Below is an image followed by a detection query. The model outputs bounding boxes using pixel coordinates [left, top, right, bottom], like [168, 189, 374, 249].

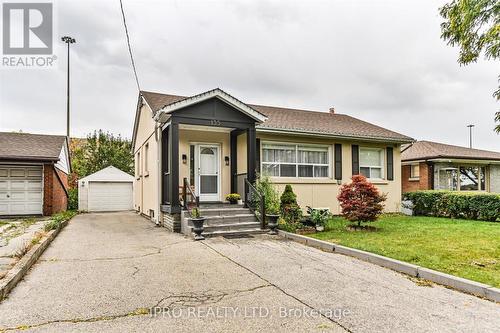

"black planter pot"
[191, 217, 205, 240]
[229, 201, 238, 205]
[266, 214, 279, 235]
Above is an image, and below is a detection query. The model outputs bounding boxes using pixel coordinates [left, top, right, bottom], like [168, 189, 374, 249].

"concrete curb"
[277, 230, 499, 303]
[0, 218, 71, 302]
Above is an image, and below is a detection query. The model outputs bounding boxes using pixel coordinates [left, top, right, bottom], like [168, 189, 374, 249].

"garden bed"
[311, 214, 500, 287]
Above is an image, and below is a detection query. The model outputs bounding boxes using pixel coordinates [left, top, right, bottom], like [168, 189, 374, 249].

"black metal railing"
[244, 178, 265, 229]
[182, 178, 199, 210]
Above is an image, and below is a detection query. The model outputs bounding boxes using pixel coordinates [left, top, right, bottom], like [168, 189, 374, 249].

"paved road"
[0, 212, 498, 332]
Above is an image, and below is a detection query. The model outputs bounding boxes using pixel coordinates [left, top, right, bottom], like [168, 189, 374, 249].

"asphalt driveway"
[0, 212, 498, 332]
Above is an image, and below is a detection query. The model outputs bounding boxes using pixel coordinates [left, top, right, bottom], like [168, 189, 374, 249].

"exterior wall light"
[182, 154, 187, 164]
[224, 156, 230, 166]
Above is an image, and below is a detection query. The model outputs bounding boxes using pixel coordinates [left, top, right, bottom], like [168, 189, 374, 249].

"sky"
[1, 0, 499, 151]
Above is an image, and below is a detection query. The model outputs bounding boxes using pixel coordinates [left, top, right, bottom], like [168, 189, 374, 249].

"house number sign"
[210, 119, 221, 126]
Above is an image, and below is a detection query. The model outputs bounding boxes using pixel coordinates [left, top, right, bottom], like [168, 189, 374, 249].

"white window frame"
[261, 141, 331, 179]
[136, 151, 141, 178]
[359, 147, 385, 180]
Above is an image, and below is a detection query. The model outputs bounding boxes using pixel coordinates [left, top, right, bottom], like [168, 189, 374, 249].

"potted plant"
[226, 193, 241, 205]
[266, 200, 280, 235]
[190, 207, 205, 240]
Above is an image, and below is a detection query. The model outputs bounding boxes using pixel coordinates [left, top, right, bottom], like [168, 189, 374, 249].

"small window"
[410, 164, 420, 178]
[144, 143, 149, 175]
[359, 148, 384, 179]
[136, 152, 141, 177]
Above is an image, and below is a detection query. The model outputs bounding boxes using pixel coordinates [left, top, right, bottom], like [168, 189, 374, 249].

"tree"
[439, 0, 500, 132]
[279, 184, 302, 223]
[71, 130, 134, 184]
[337, 175, 387, 227]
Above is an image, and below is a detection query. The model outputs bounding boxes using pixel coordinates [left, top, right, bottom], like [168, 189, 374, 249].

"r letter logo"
[2, 3, 53, 54]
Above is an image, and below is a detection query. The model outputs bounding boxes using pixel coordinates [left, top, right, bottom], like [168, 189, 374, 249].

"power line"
[119, 0, 141, 91]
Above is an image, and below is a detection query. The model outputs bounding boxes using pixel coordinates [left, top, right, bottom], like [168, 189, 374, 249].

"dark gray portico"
[157, 89, 267, 215]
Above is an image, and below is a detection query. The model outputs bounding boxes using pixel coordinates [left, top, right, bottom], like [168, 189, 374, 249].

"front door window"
[197, 145, 219, 201]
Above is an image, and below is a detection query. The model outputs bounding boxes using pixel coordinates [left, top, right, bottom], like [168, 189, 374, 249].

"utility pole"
[467, 124, 474, 148]
[61, 36, 76, 142]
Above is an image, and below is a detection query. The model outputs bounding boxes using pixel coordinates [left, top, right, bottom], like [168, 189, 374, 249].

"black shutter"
[334, 144, 342, 180]
[256, 138, 261, 175]
[352, 145, 359, 175]
[387, 147, 394, 180]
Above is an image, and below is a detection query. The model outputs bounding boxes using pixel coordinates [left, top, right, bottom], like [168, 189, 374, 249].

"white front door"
[197, 145, 220, 202]
[0, 165, 43, 215]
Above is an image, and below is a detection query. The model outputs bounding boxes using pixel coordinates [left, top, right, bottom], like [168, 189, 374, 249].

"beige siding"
[257, 132, 402, 213]
[133, 104, 159, 221]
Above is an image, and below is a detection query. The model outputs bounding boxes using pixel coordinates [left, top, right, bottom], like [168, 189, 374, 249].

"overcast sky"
[1, 0, 499, 150]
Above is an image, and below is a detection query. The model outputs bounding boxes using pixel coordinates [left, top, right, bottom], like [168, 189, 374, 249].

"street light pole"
[467, 124, 475, 148]
[61, 36, 76, 142]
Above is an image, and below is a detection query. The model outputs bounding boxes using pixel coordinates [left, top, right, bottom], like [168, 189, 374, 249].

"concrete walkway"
[0, 212, 498, 332]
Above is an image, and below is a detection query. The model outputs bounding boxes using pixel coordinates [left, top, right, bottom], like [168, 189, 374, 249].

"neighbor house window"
[410, 163, 420, 179]
[435, 165, 486, 191]
[459, 166, 486, 191]
[359, 148, 384, 179]
[261, 142, 330, 178]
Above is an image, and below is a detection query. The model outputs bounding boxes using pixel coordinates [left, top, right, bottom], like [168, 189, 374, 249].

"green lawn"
[311, 215, 500, 287]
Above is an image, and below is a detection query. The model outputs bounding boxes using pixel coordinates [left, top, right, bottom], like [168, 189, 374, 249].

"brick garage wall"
[402, 162, 433, 193]
[43, 164, 68, 216]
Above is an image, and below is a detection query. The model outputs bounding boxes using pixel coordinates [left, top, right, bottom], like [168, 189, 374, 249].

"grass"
[311, 214, 500, 287]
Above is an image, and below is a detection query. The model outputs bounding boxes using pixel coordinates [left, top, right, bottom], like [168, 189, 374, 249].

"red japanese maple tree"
[337, 175, 387, 227]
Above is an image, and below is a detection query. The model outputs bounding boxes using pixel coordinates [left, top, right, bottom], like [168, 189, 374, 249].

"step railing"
[182, 178, 199, 210]
[244, 178, 266, 229]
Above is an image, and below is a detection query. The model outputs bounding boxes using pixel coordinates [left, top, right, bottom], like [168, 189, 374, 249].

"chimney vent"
[329, 107, 335, 114]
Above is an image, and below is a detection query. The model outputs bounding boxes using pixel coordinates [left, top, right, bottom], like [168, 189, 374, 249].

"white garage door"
[0, 165, 43, 215]
[88, 182, 133, 212]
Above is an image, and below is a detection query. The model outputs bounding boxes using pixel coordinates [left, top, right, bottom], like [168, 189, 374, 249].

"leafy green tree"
[439, 0, 500, 132]
[71, 130, 134, 181]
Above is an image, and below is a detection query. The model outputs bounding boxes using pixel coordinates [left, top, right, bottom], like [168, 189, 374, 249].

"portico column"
[246, 127, 256, 184]
[169, 121, 180, 213]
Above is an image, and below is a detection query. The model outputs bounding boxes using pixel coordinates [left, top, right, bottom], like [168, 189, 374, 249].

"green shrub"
[277, 217, 303, 233]
[280, 184, 297, 205]
[255, 175, 280, 214]
[403, 191, 500, 222]
[280, 185, 302, 223]
[44, 210, 77, 231]
[68, 188, 78, 210]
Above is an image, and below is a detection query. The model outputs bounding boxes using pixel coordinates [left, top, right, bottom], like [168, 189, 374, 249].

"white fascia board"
[154, 88, 267, 123]
[256, 127, 411, 144]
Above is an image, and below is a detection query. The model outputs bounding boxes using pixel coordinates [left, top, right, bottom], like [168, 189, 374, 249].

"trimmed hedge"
[403, 191, 500, 222]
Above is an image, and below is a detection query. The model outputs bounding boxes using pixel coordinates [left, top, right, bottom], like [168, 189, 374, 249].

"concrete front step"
[202, 221, 261, 232]
[201, 208, 252, 217]
[187, 214, 258, 226]
[201, 228, 268, 238]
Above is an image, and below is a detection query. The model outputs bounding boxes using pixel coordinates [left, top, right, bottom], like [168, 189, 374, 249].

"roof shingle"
[401, 141, 500, 161]
[0, 132, 66, 161]
[140, 90, 413, 143]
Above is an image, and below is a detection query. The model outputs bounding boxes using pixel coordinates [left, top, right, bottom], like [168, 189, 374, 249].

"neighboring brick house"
[0, 132, 70, 216]
[401, 141, 500, 193]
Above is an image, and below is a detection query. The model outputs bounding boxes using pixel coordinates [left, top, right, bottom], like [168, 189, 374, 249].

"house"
[78, 166, 134, 212]
[132, 88, 413, 232]
[0, 132, 70, 216]
[401, 141, 500, 193]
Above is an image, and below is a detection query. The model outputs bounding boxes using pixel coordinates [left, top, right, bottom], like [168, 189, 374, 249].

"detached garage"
[78, 166, 134, 212]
